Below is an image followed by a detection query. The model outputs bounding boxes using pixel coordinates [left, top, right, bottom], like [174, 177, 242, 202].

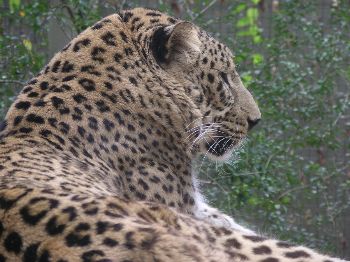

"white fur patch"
[194, 195, 255, 234]
[192, 168, 255, 235]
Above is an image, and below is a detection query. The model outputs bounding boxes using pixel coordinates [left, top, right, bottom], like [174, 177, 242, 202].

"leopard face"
[148, 18, 261, 160]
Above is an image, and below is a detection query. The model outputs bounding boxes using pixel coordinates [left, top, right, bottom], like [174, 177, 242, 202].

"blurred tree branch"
[0, 80, 24, 85]
[192, 0, 218, 21]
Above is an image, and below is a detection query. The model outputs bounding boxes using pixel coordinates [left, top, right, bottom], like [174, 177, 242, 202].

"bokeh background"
[1, 0, 349, 258]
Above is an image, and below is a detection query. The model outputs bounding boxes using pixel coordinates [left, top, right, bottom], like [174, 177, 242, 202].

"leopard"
[0, 7, 346, 262]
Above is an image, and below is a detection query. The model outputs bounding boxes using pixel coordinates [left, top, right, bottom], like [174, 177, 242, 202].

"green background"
[1, 0, 349, 258]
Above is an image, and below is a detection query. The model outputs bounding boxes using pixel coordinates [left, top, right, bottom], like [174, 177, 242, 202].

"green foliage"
[0, 0, 49, 115]
[198, 0, 350, 256]
[1, 0, 349, 257]
[9, 0, 20, 13]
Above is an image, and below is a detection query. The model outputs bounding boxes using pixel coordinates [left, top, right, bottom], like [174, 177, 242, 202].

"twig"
[192, 0, 218, 21]
[0, 80, 24, 85]
[200, 173, 230, 195]
[119, 0, 127, 10]
[184, 0, 195, 20]
[59, 1, 80, 34]
[276, 185, 308, 200]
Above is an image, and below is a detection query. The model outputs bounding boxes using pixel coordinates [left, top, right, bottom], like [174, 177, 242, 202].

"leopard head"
[149, 20, 261, 160]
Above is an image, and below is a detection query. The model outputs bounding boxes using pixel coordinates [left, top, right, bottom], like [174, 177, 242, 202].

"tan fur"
[0, 7, 346, 262]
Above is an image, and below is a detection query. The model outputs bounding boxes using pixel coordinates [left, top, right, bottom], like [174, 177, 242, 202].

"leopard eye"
[220, 72, 229, 85]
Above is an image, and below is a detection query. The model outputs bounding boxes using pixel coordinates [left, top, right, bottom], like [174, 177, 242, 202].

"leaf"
[253, 35, 262, 43]
[251, 0, 260, 4]
[247, 8, 258, 23]
[252, 53, 263, 65]
[281, 196, 291, 205]
[247, 197, 259, 206]
[9, 0, 20, 13]
[233, 3, 246, 14]
[241, 72, 253, 85]
[22, 39, 32, 52]
[236, 17, 249, 27]
[248, 25, 259, 36]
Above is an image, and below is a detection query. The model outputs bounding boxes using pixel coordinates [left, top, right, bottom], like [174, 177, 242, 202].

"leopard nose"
[247, 118, 260, 131]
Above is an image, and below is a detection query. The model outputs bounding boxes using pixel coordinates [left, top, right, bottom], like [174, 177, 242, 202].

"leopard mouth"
[188, 124, 246, 159]
[205, 133, 236, 157]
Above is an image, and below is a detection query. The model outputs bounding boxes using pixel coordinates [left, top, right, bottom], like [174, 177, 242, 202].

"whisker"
[185, 126, 200, 141]
[222, 136, 232, 148]
[189, 129, 217, 151]
[184, 116, 213, 130]
[187, 125, 214, 141]
[186, 122, 220, 143]
[198, 136, 226, 170]
[188, 123, 221, 152]
[185, 122, 221, 134]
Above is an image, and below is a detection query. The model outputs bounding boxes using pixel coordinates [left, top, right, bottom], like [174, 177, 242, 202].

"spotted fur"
[0, 7, 346, 262]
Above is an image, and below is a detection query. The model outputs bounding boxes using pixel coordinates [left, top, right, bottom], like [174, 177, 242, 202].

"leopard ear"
[151, 22, 201, 67]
